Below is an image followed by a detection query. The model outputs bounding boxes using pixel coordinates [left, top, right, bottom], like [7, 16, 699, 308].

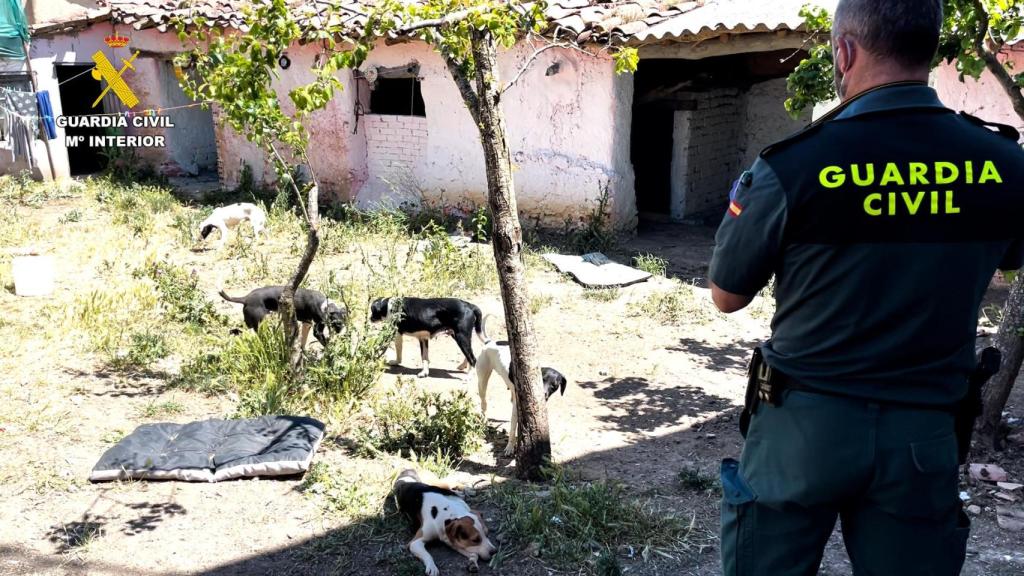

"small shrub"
[133, 260, 223, 327]
[583, 288, 619, 302]
[357, 382, 485, 461]
[569, 183, 615, 254]
[470, 205, 490, 242]
[489, 466, 694, 573]
[223, 305, 394, 420]
[678, 466, 719, 493]
[299, 312, 395, 417]
[58, 210, 82, 225]
[633, 254, 668, 277]
[108, 331, 170, 371]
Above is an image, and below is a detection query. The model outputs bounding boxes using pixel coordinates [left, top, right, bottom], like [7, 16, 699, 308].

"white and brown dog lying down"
[476, 315, 568, 456]
[198, 202, 268, 249]
[394, 469, 496, 575]
[369, 297, 484, 377]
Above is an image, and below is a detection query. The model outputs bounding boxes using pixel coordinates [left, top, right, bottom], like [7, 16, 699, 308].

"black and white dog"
[475, 315, 568, 456]
[199, 202, 268, 249]
[393, 469, 496, 575]
[369, 297, 483, 378]
[220, 286, 348, 348]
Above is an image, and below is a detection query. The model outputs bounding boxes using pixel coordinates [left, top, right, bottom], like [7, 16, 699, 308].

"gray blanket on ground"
[90, 415, 326, 483]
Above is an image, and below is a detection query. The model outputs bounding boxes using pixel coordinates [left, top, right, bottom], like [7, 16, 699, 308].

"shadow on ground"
[669, 337, 760, 373]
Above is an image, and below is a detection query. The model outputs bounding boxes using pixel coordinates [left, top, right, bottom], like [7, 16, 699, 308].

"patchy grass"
[630, 281, 724, 326]
[489, 467, 697, 574]
[296, 461, 406, 558]
[583, 288, 620, 302]
[529, 293, 554, 315]
[138, 400, 186, 419]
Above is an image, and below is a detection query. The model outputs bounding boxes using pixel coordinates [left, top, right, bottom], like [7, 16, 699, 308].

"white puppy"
[198, 202, 268, 249]
[475, 315, 568, 456]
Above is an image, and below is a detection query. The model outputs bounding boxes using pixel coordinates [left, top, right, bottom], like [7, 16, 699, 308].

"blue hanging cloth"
[36, 90, 56, 140]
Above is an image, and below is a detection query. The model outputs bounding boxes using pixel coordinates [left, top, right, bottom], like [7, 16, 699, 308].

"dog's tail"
[219, 289, 246, 304]
[480, 314, 498, 344]
[473, 305, 486, 343]
[393, 468, 421, 492]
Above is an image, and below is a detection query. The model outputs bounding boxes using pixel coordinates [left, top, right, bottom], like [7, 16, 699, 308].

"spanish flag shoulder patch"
[728, 200, 743, 217]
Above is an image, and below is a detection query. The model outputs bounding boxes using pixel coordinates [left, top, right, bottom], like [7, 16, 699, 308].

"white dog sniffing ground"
[198, 202, 268, 249]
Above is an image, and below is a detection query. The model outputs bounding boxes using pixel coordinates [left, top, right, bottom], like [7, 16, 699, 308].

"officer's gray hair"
[833, 0, 943, 69]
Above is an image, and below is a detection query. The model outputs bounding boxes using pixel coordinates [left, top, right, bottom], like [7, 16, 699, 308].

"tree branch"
[971, 0, 1024, 120]
[444, 56, 482, 121]
[396, 4, 493, 35]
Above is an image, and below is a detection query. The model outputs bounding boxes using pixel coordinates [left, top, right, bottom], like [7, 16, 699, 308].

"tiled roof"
[49, 1, 825, 44]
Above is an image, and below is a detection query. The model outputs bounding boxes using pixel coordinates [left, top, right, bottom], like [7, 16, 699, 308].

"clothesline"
[0, 100, 213, 122]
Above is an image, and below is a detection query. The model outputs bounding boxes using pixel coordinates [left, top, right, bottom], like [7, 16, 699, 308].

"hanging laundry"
[2, 88, 36, 165]
[36, 90, 55, 140]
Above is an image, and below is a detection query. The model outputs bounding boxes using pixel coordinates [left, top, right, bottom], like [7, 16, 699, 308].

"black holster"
[954, 347, 1001, 464]
[740, 347, 775, 438]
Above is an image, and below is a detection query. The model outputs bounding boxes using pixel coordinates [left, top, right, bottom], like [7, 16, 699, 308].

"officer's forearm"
[710, 282, 753, 313]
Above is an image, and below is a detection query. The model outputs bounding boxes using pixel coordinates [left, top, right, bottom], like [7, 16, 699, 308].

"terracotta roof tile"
[68, 0, 828, 45]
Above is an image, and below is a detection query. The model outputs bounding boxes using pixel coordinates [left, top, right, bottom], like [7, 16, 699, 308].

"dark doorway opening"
[630, 51, 806, 223]
[55, 64, 107, 175]
[631, 106, 675, 217]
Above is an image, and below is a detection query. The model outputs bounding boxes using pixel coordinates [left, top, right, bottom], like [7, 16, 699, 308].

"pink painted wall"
[350, 39, 636, 229]
[933, 47, 1024, 137]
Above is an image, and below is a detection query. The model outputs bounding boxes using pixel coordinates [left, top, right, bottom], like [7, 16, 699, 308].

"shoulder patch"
[959, 111, 1020, 141]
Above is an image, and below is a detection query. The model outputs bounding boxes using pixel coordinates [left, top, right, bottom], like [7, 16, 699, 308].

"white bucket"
[12, 255, 55, 297]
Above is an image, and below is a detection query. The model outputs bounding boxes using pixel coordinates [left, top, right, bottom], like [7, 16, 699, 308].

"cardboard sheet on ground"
[90, 415, 325, 482]
[542, 253, 652, 288]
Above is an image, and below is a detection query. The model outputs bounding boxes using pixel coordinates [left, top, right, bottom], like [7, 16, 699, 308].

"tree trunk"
[443, 31, 551, 480]
[276, 173, 320, 375]
[979, 273, 1024, 448]
[971, 4, 1024, 445]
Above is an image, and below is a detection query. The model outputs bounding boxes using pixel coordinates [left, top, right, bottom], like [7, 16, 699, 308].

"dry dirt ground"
[2, 191, 1023, 576]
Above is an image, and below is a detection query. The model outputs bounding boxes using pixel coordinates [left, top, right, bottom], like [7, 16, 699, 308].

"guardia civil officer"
[709, 0, 1024, 574]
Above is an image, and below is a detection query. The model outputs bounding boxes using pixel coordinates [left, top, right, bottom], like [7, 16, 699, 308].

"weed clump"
[133, 260, 224, 327]
[633, 254, 668, 277]
[357, 381, 485, 462]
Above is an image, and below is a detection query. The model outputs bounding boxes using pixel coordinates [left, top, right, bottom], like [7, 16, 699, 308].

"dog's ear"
[200, 224, 215, 239]
[559, 376, 567, 396]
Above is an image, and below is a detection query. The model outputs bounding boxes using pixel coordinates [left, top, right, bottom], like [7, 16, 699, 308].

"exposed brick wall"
[672, 88, 744, 218]
[363, 114, 427, 201]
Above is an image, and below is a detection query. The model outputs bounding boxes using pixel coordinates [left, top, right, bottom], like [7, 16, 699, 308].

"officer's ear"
[835, 36, 857, 75]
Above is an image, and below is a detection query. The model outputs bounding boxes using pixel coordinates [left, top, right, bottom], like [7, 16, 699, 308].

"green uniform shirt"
[709, 84, 1024, 406]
